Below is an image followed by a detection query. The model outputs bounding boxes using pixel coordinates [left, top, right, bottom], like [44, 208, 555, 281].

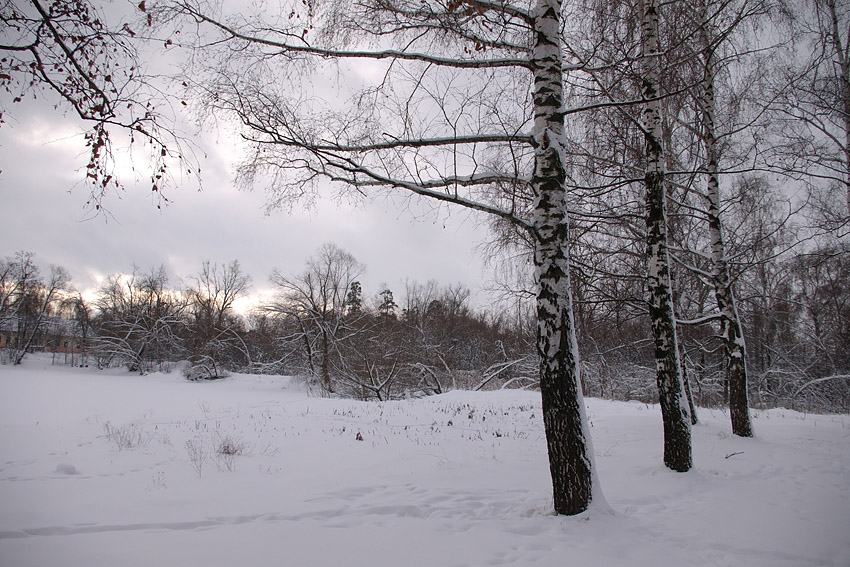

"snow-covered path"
[1, 359, 848, 566]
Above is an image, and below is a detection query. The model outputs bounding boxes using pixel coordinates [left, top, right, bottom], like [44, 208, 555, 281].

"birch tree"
[640, 0, 692, 471]
[169, 0, 601, 514]
[692, 0, 757, 437]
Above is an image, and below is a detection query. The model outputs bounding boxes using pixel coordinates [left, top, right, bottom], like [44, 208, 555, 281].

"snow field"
[0, 358, 848, 566]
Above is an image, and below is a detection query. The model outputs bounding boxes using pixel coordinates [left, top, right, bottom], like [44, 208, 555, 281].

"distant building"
[0, 316, 88, 356]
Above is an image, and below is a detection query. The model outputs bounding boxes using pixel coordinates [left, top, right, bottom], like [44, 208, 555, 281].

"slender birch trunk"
[681, 358, 699, 424]
[699, 3, 754, 437]
[640, 0, 692, 472]
[532, 0, 600, 514]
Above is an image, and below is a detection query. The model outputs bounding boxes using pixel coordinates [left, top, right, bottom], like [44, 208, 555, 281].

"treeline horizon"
[2, 237, 848, 413]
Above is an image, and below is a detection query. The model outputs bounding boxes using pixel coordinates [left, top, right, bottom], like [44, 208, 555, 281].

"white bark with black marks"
[640, 0, 692, 472]
[531, 0, 602, 515]
[698, 0, 754, 438]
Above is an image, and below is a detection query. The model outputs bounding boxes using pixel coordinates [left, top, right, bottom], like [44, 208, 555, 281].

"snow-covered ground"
[1, 356, 848, 567]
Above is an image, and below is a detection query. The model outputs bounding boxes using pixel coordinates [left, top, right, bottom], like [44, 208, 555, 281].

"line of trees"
[259, 243, 535, 399]
[3, 243, 847, 415]
[0, 253, 252, 375]
[0, 248, 535, 394]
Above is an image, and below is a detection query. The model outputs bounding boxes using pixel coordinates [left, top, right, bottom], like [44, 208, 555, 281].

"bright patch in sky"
[0, 104, 493, 308]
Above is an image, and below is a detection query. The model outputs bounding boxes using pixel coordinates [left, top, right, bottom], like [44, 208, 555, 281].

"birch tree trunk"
[681, 359, 698, 425]
[699, 2, 754, 437]
[532, 0, 599, 514]
[640, 0, 693, 472]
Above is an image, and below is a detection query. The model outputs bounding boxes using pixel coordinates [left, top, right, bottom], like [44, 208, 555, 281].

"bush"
[183, 356, 230, 381]
[103, 422, 150, 450]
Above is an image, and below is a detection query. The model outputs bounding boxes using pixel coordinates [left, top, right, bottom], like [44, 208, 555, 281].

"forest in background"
[2, 234, 847, 413]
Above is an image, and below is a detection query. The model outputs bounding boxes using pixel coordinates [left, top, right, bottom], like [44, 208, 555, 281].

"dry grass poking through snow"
[102, 422, 151, 451]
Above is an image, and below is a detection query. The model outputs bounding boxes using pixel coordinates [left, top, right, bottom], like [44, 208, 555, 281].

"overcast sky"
[0, 100, 496, 312]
